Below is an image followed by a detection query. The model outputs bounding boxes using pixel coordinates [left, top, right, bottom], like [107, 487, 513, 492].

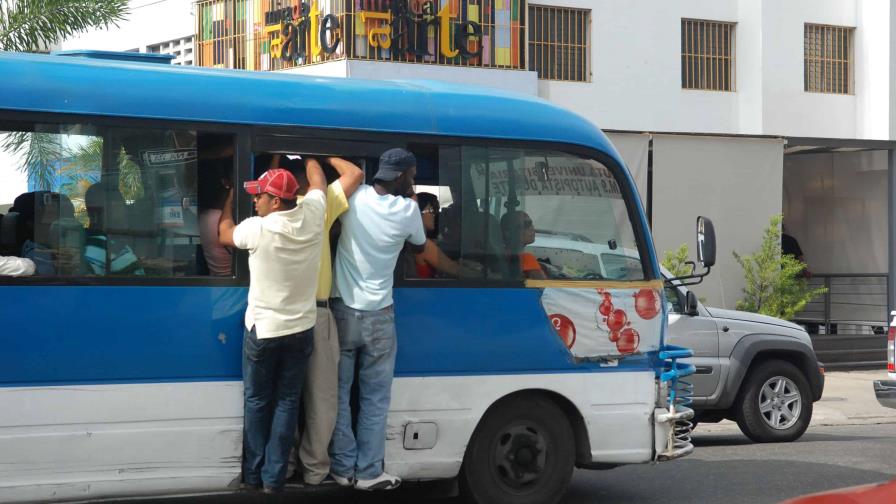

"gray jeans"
[328, 299, 397, 480]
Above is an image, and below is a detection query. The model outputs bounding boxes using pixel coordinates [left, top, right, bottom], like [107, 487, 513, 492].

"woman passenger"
[500, 210, 546, 280]
[414, 192, 461, 278]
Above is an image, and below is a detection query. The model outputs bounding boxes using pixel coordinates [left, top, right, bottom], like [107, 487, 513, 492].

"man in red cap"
[217, 164, 326, 493]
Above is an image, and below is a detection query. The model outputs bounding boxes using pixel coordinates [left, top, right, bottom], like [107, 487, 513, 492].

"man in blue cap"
[328, 148, 425, 491]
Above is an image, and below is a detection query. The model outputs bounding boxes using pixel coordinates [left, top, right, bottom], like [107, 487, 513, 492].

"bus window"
[454, 146, 644, 282]
[0, 121, 235, 278]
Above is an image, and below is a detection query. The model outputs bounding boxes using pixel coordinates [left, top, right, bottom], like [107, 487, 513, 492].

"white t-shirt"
[334, 185, 426, 311]
[0, 256, 35, 276]
[233, 189, 326, 339]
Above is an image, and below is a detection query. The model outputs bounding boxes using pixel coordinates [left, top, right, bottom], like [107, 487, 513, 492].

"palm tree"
[1, 0, 129, 192]
[0, 0, 128, 52]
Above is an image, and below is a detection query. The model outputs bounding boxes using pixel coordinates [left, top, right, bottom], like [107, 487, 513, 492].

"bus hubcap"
[494, 425, 547, 488]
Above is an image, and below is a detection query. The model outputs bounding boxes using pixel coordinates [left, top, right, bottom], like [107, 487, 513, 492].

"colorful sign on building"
[195, 0, 525, 72]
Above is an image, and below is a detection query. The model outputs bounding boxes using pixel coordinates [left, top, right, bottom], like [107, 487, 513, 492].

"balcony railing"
[793, 274, 888, 368]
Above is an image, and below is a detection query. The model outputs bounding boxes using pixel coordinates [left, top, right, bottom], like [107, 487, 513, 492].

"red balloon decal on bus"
[633, 288, 661, 320]
[617, 327, 640, 354]
[549, 313, 576, 349]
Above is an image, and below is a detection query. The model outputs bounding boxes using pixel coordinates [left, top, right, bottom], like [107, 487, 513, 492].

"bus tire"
[459, 396, 575, 504]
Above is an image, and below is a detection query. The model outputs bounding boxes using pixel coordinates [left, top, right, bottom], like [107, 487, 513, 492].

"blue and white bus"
[0, 51, 700, 504]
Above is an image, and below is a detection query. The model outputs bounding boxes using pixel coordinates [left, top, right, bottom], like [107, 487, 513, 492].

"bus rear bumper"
[653, 406, 695, 461]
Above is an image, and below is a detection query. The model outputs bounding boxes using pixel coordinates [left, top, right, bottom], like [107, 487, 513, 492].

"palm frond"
[0, 0, 129, 52]
[1, 130, 68, 190]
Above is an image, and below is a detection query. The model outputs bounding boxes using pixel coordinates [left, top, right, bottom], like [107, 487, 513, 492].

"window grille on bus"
[804, 23, 853, 95]
[680, 19, 735, 92]
[527, 4, 589, 82]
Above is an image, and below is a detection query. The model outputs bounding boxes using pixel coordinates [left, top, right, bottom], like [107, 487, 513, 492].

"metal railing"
[793, 274, 888, 368]
[793, 273, 888, 335]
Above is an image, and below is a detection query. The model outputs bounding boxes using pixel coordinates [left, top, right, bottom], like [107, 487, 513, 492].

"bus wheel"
[460, 396, 575, 504]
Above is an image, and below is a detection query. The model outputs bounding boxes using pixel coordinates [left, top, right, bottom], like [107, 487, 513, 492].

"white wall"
[535, 0, 741, 134]
[531, 0, 890, 140]
[60, 0, 195, 53]
[759, 0, 857, 138]
[651, 135, 784, 309]
[856, 1, 890, 139]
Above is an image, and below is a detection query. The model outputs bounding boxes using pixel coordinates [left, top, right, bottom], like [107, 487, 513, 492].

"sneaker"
[330, 473, 355, 487]
[354, 472, 401, 491]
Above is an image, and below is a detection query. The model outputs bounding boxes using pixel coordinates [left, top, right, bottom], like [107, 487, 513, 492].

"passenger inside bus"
[500, 210, 547, 280]
[11, 191, 81, 276]
[198, 157, 234, 277]
[413, 192, 461, 278]
[83, 183, 144, 276]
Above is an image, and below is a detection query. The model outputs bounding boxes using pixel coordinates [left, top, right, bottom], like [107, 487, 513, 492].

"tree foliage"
[0, 0, 128, 52]
[0, 0, 129, 209]
[733, 215, 827, 320]
[661, 243, 694, 277]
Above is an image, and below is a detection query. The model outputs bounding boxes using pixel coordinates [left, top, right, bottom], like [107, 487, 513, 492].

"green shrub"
[733, 215, 827, 320]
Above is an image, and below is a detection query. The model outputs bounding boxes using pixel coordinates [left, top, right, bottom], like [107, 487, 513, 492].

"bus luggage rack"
[656, 345, 696, 461]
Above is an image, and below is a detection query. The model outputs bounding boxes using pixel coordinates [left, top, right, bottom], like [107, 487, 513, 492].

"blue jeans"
[329, 300, 397, 480]
[242, 326, 313, 490]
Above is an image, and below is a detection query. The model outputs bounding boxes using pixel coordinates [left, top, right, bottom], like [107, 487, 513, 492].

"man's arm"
[305, 157, 326, 193]
[406, 210, 426, 254]
[218, 188, 236, 248]
[326, 156, 364, 199]
[0, 256, 35, 276]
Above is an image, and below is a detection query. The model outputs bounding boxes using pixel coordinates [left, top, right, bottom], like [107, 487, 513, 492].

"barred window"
[804, 24, 853, 94]
[681, 19, 735, 91]
[528, 5, 590, 82]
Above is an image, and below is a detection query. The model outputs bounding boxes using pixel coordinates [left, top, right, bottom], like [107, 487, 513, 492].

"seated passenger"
[413, 192, 460, 278]
[84, 183, 144, 276]
[500, 210, 546, 280]
[13, 191, 80, 275]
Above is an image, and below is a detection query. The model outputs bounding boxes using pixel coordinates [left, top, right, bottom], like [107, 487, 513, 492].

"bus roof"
[0, 51, 617, 155]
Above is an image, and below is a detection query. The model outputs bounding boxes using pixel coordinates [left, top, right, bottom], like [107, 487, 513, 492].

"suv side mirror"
[686, 291, 699, 316]
[697, 216, 716, 268]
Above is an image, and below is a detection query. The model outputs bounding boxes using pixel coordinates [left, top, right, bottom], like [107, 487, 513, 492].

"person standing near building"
[282, 155, 364, 485]
[217, 165, 326, 493]
[329, 148, 426, 491]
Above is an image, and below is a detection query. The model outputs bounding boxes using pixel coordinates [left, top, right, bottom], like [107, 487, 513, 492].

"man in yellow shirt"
[282, 155, 363, 485]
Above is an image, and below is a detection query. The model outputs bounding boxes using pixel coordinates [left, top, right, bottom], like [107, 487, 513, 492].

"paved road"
[104, 423, 896, 504]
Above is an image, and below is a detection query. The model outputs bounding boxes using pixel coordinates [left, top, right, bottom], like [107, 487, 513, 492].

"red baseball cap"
[243, 168, 298, 200]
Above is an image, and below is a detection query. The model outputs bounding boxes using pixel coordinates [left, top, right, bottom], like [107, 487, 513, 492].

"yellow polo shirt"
[316, 180, 349, 301]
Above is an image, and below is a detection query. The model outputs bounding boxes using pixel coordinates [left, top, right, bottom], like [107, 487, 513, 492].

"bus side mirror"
[696, 216, 716, 268]
[664, 215, 716, 288]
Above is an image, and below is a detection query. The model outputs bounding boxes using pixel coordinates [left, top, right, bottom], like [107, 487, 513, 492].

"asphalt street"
[100, 423, 896, 504]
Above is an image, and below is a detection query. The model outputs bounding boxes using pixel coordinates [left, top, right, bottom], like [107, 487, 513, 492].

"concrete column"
[889, 149, 896, 315]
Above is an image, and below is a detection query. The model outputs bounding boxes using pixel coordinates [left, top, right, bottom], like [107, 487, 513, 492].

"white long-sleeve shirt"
[0, 256, 36, 276]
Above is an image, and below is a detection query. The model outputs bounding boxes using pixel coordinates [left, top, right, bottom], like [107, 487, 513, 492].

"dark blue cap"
[374, 148, 416, 182]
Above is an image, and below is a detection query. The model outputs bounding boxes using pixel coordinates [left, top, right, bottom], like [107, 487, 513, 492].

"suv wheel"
[734, 359, 813, 443]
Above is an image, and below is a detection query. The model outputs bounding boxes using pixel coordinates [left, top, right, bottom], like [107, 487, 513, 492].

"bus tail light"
[888, 326, 895, 373]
